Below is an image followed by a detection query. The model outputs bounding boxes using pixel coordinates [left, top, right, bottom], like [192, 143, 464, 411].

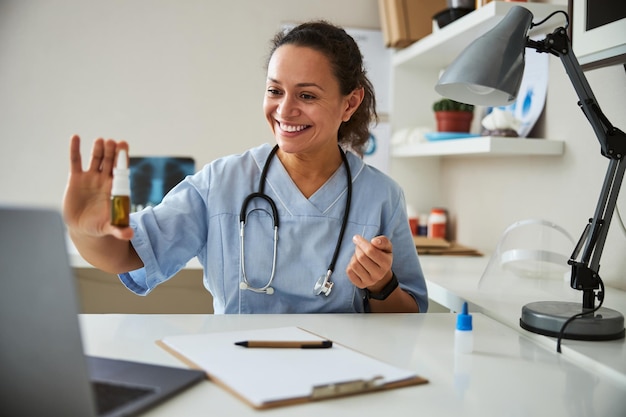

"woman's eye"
[300, 93, 316, 100]
[266, 88, 282, 96]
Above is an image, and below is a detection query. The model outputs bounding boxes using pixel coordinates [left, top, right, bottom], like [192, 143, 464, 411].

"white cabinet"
[389, 1, 567, 158]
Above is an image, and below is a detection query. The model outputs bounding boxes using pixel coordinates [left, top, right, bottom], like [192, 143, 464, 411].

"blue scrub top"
[119, 144, 428, 314]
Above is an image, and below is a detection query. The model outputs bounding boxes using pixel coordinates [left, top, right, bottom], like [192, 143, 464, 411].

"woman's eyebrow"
[267, 77, 325, 91]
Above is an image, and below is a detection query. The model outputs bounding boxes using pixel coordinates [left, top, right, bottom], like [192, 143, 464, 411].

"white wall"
[0, 0, 380, 207]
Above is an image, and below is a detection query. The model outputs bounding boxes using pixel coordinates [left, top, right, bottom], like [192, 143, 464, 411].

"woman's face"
[264, 45, 361, 156]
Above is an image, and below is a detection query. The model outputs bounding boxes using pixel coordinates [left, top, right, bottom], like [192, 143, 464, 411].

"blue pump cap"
[456, 302, 473, 331]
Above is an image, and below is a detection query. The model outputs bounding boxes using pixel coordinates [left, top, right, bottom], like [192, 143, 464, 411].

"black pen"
[234, 340, 333, 349]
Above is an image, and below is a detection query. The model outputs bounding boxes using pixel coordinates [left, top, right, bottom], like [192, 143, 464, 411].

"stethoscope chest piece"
[313, 271, 334, 296]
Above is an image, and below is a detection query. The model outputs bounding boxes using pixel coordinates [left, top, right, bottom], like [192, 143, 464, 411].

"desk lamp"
[435, 6, 625, 350]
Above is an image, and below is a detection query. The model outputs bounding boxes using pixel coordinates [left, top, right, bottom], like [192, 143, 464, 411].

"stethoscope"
[239, 144, 352, 296]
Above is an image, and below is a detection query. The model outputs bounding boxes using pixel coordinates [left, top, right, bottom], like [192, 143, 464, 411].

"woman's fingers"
[69, 135, 84, 174]
[101, 139, 118, 174]
[88, 138, 105, 172]
[347, 235, 393, 288]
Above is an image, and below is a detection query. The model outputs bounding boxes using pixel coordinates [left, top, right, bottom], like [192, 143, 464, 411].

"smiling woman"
[263, 44, 362, 195]
[265, 21, 377, 157]
[63, 20, 428, 315]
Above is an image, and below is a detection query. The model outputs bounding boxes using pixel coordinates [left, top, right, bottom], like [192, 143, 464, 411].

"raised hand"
[63, 134, 133, 241]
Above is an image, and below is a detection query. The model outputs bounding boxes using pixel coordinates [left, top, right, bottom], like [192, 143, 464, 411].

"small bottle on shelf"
[418, 215, 429, 236]
[427, 208, 447, 239]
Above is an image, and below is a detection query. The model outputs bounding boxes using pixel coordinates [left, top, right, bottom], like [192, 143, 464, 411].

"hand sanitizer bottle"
[455, 302, 473, 354]
[111, 149, 131, 227]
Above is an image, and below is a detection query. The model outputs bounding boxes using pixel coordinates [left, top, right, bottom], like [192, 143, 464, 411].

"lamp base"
[520, 301, 625, 341]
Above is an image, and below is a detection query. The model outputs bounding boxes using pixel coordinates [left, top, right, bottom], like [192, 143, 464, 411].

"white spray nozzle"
[111, 149, 130, 196]
[115, 149, 128, 171]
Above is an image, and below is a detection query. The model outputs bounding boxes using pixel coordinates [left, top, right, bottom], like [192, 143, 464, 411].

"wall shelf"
[393, 1, 566, 71]
[388, 1, 567, 210]
[391, 136, 565, 158]
[389, 2, 566, 160]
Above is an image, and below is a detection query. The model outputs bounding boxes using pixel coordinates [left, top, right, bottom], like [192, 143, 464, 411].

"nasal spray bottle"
[111, 149, 130, 227]
[454, 302, 473, 399]
[455, 302, 473, 354]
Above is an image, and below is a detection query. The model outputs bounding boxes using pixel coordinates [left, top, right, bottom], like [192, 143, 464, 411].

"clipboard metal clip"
[311, 375, 384, 400]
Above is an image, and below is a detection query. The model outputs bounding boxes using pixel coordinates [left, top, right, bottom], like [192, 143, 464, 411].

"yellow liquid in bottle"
[111, 195, 130, 227]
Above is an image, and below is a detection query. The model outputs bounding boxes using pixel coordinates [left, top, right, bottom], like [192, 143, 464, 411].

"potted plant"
[432, 98, 475, 133]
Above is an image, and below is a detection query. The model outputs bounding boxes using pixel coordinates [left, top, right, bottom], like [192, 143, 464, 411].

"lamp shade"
[435, 6, 534, 107]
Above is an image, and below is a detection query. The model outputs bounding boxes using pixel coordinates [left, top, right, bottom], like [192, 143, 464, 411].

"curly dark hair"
[267, 21, 378, 156]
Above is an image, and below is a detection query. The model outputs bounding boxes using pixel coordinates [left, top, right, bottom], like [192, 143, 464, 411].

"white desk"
[70, 242, 626, 381]
[79, 313, 626, 417]
[419, 255, 626, 384]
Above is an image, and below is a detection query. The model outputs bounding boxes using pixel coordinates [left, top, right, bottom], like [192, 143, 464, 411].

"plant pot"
[435, 111, 473, 133]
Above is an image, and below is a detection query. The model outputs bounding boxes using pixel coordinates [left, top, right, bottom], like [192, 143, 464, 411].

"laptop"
[0, 206, 205, 416]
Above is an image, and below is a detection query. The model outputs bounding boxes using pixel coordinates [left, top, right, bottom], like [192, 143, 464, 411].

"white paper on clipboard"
[158, 326, 426, 409]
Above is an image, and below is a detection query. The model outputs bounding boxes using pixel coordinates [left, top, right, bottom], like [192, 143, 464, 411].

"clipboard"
[157, 326, 428, 409]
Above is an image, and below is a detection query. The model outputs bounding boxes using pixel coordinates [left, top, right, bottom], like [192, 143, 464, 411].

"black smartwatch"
[364, 273, 399, 301]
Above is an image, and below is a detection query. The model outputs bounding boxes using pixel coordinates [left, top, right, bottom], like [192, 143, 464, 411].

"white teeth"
[280, 123, 307, 132]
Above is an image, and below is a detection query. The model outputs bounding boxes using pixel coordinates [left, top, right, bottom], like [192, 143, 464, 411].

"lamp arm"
[527, 27, 626, 309]
[528, 28, 626, 158]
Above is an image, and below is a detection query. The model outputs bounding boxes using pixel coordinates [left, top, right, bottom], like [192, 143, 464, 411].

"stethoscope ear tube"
[239, 281, 275, 295]
[239, 216, 279, 295]
[239, 192, 279, 228]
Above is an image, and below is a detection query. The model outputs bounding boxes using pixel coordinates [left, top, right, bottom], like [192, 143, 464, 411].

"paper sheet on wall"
[364, 121, 391, 174]
[158, 326, 427, 409]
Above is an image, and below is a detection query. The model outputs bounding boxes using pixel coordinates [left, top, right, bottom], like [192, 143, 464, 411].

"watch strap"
[365, 272, 399, 301]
